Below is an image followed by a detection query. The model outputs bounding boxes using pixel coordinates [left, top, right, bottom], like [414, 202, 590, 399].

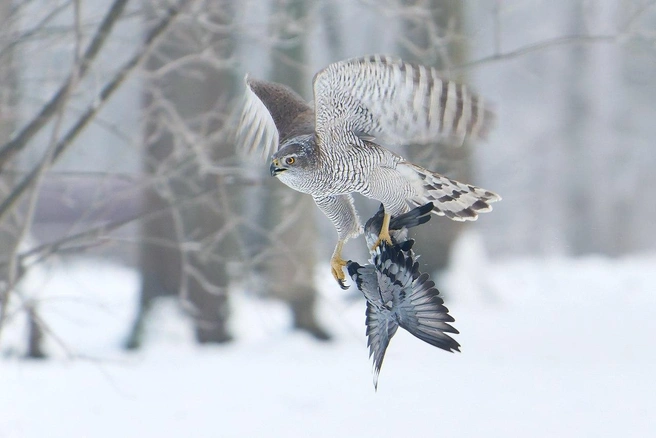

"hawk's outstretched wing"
[313, 55, 494, 149]
[237, 76, 314, 159]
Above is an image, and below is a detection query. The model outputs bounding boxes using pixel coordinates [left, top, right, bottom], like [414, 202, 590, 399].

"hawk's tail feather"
[401, 162, 501, 222]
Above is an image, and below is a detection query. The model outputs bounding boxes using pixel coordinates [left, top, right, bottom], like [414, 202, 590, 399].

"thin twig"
[0, 0, 87, 342]
[0, 2, 185, 344]
[455, 0, 656, 72]
[1, 184, 218, 274]
[0, 0, 130, 168]
[0, 1, 72, 62]
[451, 34, 617, 72]
[0, 4, 183, 224]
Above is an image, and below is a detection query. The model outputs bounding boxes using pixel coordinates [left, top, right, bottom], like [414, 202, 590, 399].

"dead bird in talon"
[347, 204, 460, 390]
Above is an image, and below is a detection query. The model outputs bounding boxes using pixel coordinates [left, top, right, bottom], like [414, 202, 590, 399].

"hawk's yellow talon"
[371, 212, 393, 250]
[330, 240, 349, 289]
[330, 254, 348, 290]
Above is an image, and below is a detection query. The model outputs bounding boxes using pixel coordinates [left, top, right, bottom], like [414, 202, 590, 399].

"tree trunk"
[127, 0, 237, 348]
[254, 0, 330, 340]
[0, 0, 18, 303]
[0, 0, 46, 358]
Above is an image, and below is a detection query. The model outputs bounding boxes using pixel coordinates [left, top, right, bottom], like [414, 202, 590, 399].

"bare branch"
[0, 0, 130, 168]
[451, 34, 617, 72]
[0, 1, 72, 62]
[0, 3, 183, 224]
[0, 0, 90, 343]
[0, 2, 186, 345]
[453, 1, 656, 73]
[0, 183, 218, 276]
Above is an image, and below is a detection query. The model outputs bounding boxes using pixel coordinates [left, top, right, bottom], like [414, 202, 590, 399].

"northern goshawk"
[348, 203, 460, 389]
[238, 55, 500, 288]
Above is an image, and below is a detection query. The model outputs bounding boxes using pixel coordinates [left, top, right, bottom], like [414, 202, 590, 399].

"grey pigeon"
[348, 204, 460, 389]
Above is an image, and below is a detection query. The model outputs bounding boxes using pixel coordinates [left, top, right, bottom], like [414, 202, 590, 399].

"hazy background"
[1, 0, 655, 437]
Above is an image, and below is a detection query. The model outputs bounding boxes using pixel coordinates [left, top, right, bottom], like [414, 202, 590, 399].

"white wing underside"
[237, 75, 280, 160]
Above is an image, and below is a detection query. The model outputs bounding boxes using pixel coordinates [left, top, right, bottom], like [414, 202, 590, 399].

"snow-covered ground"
[1, 234, 655, 438]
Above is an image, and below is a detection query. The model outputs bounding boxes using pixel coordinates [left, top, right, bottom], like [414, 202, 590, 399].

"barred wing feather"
[313, 55, 494, 149]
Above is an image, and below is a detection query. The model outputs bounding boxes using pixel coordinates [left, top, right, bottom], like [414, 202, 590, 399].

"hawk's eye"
[286, 157, 295, 165]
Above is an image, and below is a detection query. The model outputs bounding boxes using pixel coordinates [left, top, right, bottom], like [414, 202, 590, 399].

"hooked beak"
[270, 159, 285, 177]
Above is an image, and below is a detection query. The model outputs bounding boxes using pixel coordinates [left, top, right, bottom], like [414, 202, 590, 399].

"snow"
[1, 235, 655, 438]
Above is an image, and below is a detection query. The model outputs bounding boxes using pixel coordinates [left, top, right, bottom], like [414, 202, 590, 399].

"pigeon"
[347, 203, 460, 389]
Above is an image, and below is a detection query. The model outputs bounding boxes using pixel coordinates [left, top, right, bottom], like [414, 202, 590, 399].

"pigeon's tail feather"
[388, 202, 433, 231]
[363, 202, 433, 248]
[365, 302, 399, 391]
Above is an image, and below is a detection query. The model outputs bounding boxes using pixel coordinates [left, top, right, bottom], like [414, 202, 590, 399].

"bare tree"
[128, 0, 330, 347]
[127, 0, 239, 348]
[0, 0, 183, 354]
[0, 0, 37, 356]
[250, 0, 330, 340]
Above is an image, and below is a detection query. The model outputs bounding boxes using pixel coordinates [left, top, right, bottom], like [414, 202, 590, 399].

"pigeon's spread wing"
[313, 55, 494, 149]
[237, 76, 314, 159]
[396, 271, 460, 353]
[376, 243, 460, 353]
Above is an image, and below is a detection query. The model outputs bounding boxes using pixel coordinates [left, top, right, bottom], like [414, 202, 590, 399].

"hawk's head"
[269, 134, 320, 191]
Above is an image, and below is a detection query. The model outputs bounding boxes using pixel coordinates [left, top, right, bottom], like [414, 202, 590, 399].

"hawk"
[238, 55, 500, 288]
[348, 203, 460, 389]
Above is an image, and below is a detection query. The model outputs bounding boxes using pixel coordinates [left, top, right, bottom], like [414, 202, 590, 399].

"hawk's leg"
[313, 194, 362, 290]
[330, 239, 349, 290]
[371, 212, 393, 250]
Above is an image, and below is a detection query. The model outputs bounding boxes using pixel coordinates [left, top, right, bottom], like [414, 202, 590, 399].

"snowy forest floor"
[1, 233, 655, 438]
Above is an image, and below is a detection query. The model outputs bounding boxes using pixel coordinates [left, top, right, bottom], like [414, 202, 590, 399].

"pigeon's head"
[270, 134, 319, 190]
